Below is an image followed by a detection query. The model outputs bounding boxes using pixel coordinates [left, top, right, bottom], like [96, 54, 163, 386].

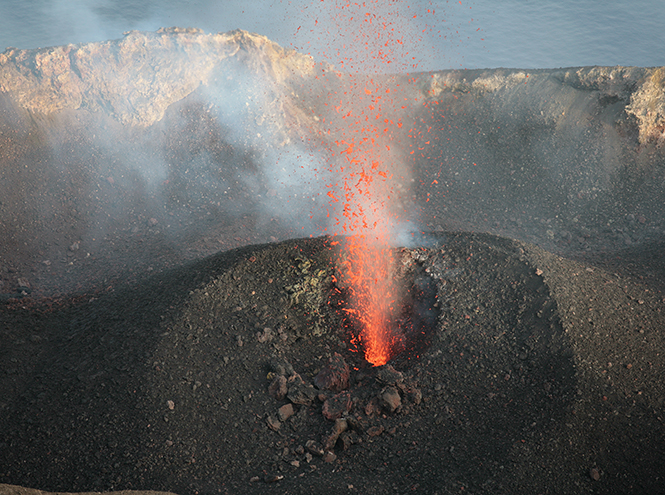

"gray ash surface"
[2, 232, 665, 494]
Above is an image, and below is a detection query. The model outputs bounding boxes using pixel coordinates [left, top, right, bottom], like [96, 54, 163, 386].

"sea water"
[1, 0, 663, 71]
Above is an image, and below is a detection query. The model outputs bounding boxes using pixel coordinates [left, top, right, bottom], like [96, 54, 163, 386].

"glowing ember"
[342, 237, 397, 366]
[328, 118, 400, 365]
[320, 70, 407, 366]
[314, 1, 421, 366]
[291, 1, 442, 365]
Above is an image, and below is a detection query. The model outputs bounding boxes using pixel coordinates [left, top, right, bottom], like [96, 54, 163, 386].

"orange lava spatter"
[312, 1, 423, 366]
[329, 103, 401, 365]
[341, 237, 398, 366]
[289, 2, 470, 364]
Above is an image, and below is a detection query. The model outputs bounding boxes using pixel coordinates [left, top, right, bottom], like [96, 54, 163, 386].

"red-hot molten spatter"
[341, 236, 397, 366]
[318, 2, 419, 366]
[325, 81, 405, 366]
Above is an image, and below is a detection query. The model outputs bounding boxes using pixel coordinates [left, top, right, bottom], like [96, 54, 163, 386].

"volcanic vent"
[332, 245, 441, 369]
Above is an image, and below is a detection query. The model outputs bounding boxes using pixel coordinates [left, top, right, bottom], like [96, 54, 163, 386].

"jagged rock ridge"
[0, 28, 321, 126]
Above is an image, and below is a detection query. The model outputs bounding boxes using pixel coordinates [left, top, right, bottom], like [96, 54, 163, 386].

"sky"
[1, 0, 664, 71]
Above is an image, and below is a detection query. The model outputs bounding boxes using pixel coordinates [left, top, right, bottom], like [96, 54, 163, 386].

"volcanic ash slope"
[1, 233, 664, 494]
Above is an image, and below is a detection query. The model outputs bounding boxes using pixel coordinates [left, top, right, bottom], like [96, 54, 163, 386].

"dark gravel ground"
[1, 231, 664, 495]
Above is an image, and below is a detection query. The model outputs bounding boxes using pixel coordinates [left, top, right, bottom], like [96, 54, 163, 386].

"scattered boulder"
[266, 415, 281, 431]
[346, 416, 366, 434]
[380, 386, 402, 413]
[323, 418, 348, 450]
[314, 352, 350, 392]
[322, 391, 352, 421]
[367, 425, 384, 437]
[397, 381, 423, 405]
[287, 373, 305, 386]
[268, 375, 287, 400]
[269, 357, 295, 377]
[263, 352, 422, 470]
[277, 403, 295, 422]
[287, 375, 318, 406]
[376, 364, 404, 386]
[305, 439, 324, 456]
[256, 327, 273, 343]
[332, 417, 348, 435]
[364, 396, 381, 417]
[339, 431, 357, 450]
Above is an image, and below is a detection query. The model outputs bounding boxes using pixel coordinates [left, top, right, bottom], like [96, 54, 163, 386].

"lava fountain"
[334, 141, 399, 366]
[314, 1, 429, 365]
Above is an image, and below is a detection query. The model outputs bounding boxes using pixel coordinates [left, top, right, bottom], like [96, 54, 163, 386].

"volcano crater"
[4, 232, 650, 495]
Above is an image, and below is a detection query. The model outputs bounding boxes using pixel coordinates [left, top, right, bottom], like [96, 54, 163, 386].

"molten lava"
[342, 236, 397, 366]
[311, 1, 431, 365]
[327, 84, 404, 365]
[327, 4, 403, 365]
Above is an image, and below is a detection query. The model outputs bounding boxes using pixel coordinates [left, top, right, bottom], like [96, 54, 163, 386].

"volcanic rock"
[268, 375, 287, 400]
[287, 378, 318, 406]
[256, 327, 273, 343]
[269, 357, 295, 377]
[376, 364, 404, 386]
[287, 373, 305, 386]
[0, 29, 320, 128]
[408, 387, 422, 405]
[323, 418, 348, 450]
[380, 386, 402, 414]
[364, 397, 381, 417]
[305, 440, 324, 457]
[313, 352, 350, 392]
[332, 417, 348, 436]
[397, 382, 423, 405]
[322, 391, 352, 421]
[339, 431, 356, 450]
[322, 433, 337, 452]
[345, 416, 366, 434]
[367, 425, 385, 437]
[277, 403, 294, 422]
[266, 415, 281, 431]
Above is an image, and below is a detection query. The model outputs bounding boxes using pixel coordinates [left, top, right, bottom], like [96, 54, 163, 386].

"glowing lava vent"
[316, 1, 431, 366]
[334, 248, 440, 367]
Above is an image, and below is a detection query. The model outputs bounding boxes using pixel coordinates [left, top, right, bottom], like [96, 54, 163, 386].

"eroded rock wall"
[0, 28, 664, 296]
[0, 28, 319, 126]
